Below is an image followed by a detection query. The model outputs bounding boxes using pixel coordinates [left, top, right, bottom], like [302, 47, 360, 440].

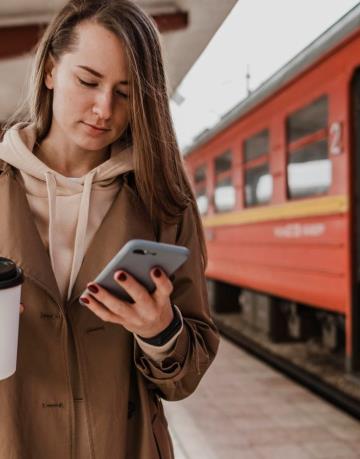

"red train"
[184, 5, 360, 374]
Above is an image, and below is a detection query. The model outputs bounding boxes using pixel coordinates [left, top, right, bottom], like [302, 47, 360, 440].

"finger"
[19, 303, 24, 314]
[114, 271, 152, 306]
[85, 283, 132, 319]
[80, 294, 122, 324]
[150, 267, 173, 303]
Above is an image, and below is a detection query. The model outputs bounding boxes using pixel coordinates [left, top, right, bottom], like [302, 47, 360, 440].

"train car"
[184, 4, 360, 376]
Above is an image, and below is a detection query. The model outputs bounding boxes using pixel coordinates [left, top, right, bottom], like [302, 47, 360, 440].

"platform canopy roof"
[0, 0, 238, 121]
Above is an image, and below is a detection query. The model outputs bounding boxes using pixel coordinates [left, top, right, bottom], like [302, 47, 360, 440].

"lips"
[82, 122, 110, 131]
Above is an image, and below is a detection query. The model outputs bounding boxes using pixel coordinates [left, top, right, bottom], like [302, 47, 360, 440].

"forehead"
[64, 21, 129, 78]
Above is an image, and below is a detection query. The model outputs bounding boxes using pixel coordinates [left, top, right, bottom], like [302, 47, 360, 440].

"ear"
[44, 55, 56, 90]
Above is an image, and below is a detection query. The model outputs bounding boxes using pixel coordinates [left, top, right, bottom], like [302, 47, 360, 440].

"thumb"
[19, 303, 25, 314]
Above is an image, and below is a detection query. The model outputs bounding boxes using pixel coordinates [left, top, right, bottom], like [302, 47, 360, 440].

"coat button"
[40, 313, 61, 320]
[86, 325, 105, 333]
[42, 402, 64, 408]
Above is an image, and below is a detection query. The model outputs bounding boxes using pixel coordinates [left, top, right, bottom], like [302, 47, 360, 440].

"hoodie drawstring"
[68, 171, 96, 301]
[45, 172, 57, 275]
[45, 170, 96, 301]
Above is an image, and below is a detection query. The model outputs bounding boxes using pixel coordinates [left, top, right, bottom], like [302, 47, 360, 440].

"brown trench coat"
[0, 160, 220, 459]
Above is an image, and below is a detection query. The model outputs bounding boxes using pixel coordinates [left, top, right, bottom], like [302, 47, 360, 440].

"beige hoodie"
[0, 124, 182, 361]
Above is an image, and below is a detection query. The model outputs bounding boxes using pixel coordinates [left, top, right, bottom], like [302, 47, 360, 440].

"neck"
[34, 127, 111, 178]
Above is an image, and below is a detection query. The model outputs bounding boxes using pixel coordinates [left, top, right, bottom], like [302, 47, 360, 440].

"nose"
[92, 91, 113, 121]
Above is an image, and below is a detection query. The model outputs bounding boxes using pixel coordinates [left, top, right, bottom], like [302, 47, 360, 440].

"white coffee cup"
[0, 257, 24, 380]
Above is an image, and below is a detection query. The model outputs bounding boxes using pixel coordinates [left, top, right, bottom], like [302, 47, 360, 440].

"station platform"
[163, 337, 360, 459]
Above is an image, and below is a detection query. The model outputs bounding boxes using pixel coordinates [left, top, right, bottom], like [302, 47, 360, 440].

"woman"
[0, 0, 219, 458]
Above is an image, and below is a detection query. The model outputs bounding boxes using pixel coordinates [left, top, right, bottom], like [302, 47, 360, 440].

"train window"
[215, 176, 236, 212]
[194, 165, 206, 183]
[214, 151, 235, 212]
[287, 96, 330, 199]
[196, 189, 209, 215]
[287, 96, 328, 143]
[243, 129, 272, 207]
[244, 129, 269, 162]
[287, 139, 332, 198]
[245, 164, 273, 206]
[194, 165, 208, 215]
[215, 150, 232, 174]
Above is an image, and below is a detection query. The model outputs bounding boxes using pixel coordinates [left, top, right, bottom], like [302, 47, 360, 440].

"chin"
[77, 135, 112, 152]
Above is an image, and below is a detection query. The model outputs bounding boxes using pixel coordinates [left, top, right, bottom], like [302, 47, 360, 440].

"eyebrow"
[76, 65, 129, 85]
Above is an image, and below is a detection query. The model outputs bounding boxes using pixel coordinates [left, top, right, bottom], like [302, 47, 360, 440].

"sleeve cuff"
[134, 305, 184, 364]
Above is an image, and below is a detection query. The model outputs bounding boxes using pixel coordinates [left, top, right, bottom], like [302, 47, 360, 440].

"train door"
[350, 69, 360, 374]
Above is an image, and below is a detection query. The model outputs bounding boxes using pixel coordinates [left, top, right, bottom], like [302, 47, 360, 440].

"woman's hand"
[80, 267, 175, 338]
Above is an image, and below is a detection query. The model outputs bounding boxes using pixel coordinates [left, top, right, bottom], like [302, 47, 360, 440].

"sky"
[170, 0, 360, 152]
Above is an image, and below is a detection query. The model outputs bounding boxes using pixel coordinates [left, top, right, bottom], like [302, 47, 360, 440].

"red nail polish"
[88, 284, 99, 294]
[80, 297, 89, 304]
[154, 268, 161, 278]
[117, 272, 127, 282]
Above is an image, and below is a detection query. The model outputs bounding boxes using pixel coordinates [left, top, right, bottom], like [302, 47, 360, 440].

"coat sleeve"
[133, 203, 220, 401]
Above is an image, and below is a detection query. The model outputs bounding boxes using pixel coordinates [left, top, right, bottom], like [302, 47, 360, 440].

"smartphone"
[82, 239, 190, 303]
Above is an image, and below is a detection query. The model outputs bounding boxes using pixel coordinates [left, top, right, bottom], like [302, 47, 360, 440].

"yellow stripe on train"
[202, 195, 348, 227]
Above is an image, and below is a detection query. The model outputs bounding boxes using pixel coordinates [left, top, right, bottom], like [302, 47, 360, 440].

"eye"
[78, 77, 97, 87]
[116, 90, 129, 99]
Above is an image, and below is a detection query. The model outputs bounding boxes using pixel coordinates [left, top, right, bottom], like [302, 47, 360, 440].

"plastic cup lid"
[0, 257, 24, 290]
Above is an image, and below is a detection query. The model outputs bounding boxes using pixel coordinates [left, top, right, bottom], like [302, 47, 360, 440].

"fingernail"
[117, 272, 127, 282]
[80, 297, 89, 304]
[154, 268, 161, 278]
[87, 284, 99, 294]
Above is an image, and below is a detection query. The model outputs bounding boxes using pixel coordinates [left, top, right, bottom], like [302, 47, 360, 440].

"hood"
[0, 123, 133, 189]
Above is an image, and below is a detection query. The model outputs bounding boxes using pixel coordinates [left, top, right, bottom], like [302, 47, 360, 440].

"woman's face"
[45, 21, 130, 152]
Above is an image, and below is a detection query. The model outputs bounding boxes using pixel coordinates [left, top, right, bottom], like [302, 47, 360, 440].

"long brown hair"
[4, 0, 207, 266]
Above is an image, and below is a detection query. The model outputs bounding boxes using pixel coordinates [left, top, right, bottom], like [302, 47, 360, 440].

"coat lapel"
[0, 166, 62, 307]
